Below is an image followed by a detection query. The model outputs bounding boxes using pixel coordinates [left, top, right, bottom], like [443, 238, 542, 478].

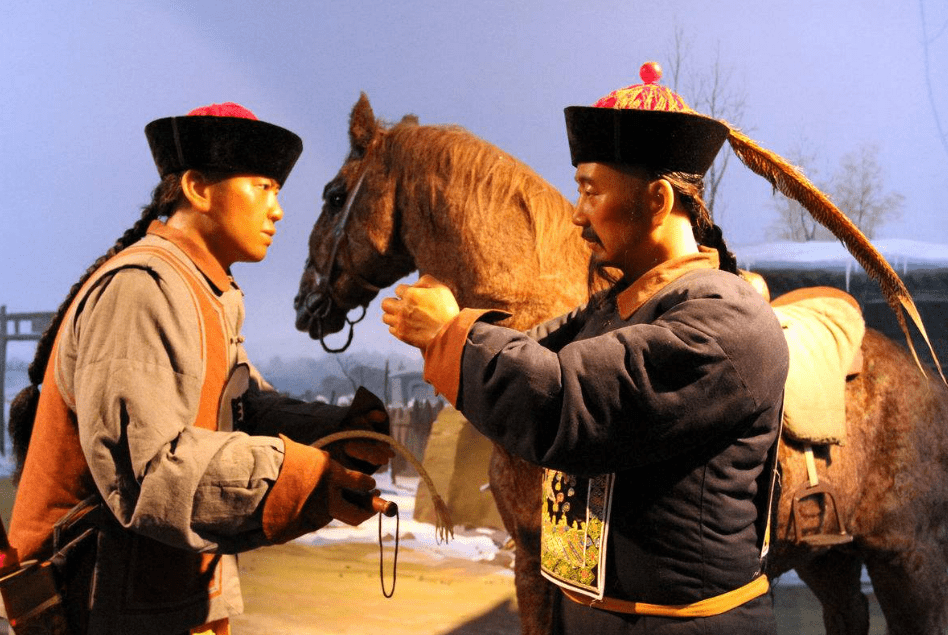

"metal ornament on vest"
[144, 102, 303, 186]
[564, 61, 729, 174]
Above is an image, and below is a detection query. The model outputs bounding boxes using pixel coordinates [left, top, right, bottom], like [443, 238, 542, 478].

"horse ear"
[400, 114, 419, 126]
[349, 92, 377, 158]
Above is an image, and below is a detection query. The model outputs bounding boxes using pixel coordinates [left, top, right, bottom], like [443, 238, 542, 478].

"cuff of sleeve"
[262, 434, 331, 543]
[423, 308, 510, 407]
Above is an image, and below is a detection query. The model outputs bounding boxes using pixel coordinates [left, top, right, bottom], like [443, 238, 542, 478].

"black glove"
[330, 387, 393, 475]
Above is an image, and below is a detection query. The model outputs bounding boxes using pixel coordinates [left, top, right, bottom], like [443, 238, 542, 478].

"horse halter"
[302, 165, 385, 353]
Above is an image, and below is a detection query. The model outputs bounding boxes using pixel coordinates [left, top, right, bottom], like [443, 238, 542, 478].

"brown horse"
[294, 94, 948, 635]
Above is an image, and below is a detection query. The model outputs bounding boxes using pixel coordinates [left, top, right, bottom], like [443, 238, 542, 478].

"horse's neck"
[393, 135, 589, 328]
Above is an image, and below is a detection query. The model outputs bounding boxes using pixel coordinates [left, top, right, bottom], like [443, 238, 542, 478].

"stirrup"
[790, 446, 853, 547]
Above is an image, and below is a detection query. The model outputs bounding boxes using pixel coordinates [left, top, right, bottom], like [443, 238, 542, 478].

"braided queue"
[8, 175, 182, 480]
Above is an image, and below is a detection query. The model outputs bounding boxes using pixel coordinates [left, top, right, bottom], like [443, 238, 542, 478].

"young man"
[7, 103, 392, 634]
[381, 65, 789, 633]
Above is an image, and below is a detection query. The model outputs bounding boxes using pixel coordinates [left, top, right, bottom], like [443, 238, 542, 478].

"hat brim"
[564, 106, 729, 175]
[145, 115, 303, 186]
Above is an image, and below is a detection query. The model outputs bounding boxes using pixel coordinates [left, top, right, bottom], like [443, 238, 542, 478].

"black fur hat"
[144, 102, 303, 186]
[564, 63, 728, 174]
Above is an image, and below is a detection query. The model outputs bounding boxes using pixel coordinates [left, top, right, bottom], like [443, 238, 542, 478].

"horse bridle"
[305, 164, 386, 353]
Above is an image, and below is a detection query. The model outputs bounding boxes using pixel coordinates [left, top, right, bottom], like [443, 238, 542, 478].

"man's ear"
[180, 169, 212, 213]
[648, 178, 675, 227]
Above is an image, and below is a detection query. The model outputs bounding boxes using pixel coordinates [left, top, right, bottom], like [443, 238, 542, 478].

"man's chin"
[589, 252, 613, 268]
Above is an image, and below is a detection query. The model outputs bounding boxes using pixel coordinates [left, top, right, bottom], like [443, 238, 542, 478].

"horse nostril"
[305, 293, 323, 311]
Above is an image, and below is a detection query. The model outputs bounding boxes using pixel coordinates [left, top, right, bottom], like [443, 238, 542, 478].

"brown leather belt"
[562, 575, 769, 618]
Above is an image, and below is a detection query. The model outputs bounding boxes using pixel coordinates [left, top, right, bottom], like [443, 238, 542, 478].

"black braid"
[7, 174, 184, 480]
[702, 223, 738, 274]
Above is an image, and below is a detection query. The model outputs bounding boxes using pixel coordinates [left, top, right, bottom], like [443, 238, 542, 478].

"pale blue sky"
[2, 0, 946, 364]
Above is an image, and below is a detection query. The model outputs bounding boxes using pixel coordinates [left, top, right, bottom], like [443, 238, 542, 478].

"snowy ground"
[290, 471, 858, 590]
[0, 445, 507, 568]
[295, 472, 514, 573]
[296, 470, 879, 591]
[0, 453, 13, 480]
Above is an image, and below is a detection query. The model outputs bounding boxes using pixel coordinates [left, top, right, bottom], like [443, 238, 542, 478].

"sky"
[2, 0, 946, 367]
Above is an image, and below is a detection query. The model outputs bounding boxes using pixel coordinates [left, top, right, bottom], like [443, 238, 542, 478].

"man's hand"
[380, 274, 460, 352]
[343, 438, 394, 468]
[335, 401, 394, 473]
[321, 459, 382, 526]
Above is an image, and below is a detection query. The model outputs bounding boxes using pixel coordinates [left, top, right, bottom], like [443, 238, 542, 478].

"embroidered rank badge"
[540, 468, 615, 599]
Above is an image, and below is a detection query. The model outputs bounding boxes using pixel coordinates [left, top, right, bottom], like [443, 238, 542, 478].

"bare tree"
[666, 26, 689, 95]
[831, 143, 904, 239]
[333, 355, 359, 394]
[665, 27, 748, 223]
[768, 142, 902, 241]
[331, 355, 387, 400]
[919, 0, 948, 162]
[767, 144, 833, 242]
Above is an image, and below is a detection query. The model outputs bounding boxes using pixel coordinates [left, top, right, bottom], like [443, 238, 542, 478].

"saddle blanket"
[771, 287, 865, 446]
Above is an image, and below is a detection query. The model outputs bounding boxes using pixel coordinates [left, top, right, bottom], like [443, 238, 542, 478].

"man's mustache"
[581, 228, 600, 244]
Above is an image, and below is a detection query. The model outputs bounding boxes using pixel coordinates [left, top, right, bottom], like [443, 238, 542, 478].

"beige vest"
[10, 242, 231, 609]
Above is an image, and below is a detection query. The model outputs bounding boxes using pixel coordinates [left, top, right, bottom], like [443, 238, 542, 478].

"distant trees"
[832, 144, 905, 239]
[919, 0, 948, 163]
[665, 26, 748, 221]
[768, 142, 903, 241]
[664, 25, 912, 244]
[329, 355, 388, 403]
[263, 353, 418, 405]
[768, 143, 832, 242]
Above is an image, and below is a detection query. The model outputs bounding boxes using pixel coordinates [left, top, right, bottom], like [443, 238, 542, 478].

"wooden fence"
[387, 399, 444, 479]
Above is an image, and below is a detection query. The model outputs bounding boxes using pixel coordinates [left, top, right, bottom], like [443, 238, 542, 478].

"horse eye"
[322, 182, 347, 212]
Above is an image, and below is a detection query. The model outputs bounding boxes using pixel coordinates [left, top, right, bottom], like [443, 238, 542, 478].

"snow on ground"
[734, 239, 948, 271]
[0, 453, 14, 481]
[293, 471, 873, 590]
[289, 472, 873, 591]
[294, 472, 513, 572]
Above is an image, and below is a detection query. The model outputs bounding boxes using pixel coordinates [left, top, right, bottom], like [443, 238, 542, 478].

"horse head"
[294, 94, 414, 352]
[296, 93, 593, 351]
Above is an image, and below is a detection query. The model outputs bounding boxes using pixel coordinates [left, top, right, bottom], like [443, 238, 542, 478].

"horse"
[293, 93, 948, 635]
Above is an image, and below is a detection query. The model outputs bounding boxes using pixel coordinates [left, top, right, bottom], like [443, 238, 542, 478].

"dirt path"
[234, 542, 520, 635]
[0, 478, 888, 635]
[234, 542, 890, 635]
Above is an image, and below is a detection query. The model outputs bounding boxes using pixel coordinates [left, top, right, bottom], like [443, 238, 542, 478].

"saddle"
[771, 286, 865, 547]
[772, 286, 865, 446]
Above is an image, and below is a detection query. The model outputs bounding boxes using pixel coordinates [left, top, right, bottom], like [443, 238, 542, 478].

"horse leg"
[489, 447, 554, 635]
[793, 549, 869, 635]
[863, 540, 948, 635]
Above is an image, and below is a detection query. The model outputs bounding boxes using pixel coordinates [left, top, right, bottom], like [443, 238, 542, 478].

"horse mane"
[385, 120, 581, 274]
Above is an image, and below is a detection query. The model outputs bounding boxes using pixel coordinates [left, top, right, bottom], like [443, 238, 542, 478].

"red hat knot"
[186, 102, 258, 120]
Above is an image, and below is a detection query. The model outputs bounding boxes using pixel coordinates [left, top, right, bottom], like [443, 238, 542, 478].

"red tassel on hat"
[186, 102, 258, 120]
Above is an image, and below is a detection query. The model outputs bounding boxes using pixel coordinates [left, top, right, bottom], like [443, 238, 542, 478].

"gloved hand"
[330, 387, 395, 475]
[319, 457, 383, 527]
